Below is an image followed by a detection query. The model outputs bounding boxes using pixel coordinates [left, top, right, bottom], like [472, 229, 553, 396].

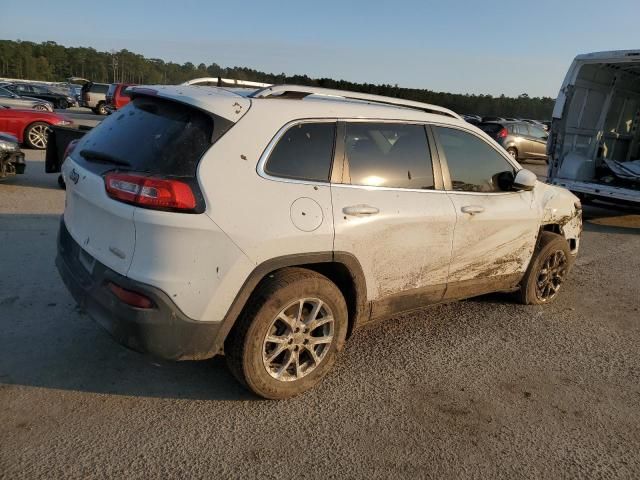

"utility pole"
[110, 49, 118, 83]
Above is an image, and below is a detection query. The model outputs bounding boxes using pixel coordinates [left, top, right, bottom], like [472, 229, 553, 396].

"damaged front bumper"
[0, 150, 26, 179]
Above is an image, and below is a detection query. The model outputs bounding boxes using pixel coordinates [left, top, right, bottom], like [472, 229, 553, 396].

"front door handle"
[342, 204, 380, 217]
[461, 205, 485, 215]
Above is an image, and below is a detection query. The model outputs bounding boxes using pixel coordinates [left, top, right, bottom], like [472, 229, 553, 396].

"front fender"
[536, 182, 582, 252]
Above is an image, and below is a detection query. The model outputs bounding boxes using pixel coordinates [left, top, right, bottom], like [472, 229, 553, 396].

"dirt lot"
[1, 153, 639, 479]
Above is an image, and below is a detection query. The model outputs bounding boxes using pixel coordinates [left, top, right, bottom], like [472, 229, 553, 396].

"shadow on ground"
[0, 213, 255, 402]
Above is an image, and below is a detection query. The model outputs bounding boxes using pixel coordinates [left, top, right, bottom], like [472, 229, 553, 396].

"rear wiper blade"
[79, 149, 130, 166]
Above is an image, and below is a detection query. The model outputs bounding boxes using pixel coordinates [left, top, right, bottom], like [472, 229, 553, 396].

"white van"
[547, 50, 640, 204]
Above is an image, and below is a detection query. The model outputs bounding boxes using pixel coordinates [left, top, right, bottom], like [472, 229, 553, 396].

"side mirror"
[513, 169, 537, 191]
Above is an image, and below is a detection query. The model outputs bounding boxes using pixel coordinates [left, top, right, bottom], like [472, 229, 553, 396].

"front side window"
[264, 122, 336, 182]
[343, 123, 434, 189]
[433, 126, 516, 193]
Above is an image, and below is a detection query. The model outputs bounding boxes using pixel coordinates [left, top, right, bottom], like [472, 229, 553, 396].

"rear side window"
[343, 123, 434, 189]
[92, 84, 109, 94]
[265, 122, 336, 182]
[529, 125, 547, 139]
[75, 96, 214, 176]
[516, 123, 530, 135]
[433, 126, 515, 193]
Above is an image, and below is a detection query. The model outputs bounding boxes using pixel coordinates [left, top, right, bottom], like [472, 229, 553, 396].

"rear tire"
[96, 102, 107, 115]
[518, 232, 572, 305]
[24, 122, 50, 150]
[225, 268, 348, 399]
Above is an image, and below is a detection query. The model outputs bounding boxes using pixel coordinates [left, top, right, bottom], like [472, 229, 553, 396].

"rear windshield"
[478, 123, 503, 135]
[74, 96, 214, 176]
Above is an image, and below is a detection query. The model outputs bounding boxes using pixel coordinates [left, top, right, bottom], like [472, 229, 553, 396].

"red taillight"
[64, 139, 78, 159]
[104, 172, 197, 211]
[497, 128, 508, 139]
[107, 282, 154, 309]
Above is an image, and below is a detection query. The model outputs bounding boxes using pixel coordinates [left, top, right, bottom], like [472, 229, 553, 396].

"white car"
[56, 84, 582, 399]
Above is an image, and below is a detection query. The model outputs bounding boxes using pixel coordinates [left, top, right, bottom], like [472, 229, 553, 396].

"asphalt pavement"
[1, 154, 639, 479]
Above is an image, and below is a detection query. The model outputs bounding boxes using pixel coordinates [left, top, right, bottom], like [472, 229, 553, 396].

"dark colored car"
[461, 114, 482, 125]
[5, 83, 75, 109]
[478, 121, 548, 163]
[105, 83, 135, 112]
[0, 106, 73, 149]
[0, 132, 26, 179]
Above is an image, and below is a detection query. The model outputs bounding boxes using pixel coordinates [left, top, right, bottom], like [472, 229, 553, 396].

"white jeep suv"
[56, 84, 582, 399]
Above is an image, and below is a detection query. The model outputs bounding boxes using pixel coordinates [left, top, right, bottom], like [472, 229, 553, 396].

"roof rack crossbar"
[250, 85, 460, 119]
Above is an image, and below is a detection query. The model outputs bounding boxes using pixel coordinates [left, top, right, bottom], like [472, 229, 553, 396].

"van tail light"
[107, 282, 154, 309]
[104, 172, 197, 211]
[497, 128, 508, 139]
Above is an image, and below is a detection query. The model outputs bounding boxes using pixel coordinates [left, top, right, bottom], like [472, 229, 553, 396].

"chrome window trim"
[330, 183, 448, 194]
[256, 118, 338, 187]
[257, 117, 523, 195]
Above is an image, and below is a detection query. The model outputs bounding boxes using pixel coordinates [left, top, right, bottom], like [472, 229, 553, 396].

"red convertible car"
[0, 106, 72, 149]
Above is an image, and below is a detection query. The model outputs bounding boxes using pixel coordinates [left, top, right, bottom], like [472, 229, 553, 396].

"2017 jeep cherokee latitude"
[56, 84, 582, 399]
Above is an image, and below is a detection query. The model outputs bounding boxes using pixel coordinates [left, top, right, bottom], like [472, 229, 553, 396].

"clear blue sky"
[2, 0, 639, 97]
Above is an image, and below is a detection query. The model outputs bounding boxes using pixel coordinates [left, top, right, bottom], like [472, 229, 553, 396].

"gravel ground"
[1, 154, 639, 479]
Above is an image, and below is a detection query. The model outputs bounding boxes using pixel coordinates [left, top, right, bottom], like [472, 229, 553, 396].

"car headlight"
[0, 140, 18, 151]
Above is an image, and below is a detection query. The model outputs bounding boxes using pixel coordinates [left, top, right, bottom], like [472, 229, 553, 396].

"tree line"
[0, 40, 555, 119]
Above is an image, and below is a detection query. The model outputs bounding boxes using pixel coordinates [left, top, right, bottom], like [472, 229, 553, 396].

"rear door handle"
[461, 205, 485, 215]
[342, 205, 380, 216]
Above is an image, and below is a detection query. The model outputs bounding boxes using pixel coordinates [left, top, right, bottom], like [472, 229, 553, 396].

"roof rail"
[181, 77, 272, 88]
[250, 84, 460, 119]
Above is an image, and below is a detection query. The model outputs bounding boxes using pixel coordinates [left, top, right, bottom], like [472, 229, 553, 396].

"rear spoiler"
[45, 125, 93, 173]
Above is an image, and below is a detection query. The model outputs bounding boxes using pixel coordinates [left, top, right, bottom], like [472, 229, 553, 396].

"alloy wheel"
[28, 124, 49, 149]
[535, 250, 568, 302]
[262, 298, 334, 382]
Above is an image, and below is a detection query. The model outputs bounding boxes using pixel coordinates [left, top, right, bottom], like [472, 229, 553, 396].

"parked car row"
[0, 82, 76, 109]
[462, 114, 550, 131]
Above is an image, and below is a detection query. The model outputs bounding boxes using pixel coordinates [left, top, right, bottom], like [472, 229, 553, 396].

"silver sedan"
[0, 86, 53, 111]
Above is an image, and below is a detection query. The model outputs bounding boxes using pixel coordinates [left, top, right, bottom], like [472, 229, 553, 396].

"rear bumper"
[56, 218, 222, 360]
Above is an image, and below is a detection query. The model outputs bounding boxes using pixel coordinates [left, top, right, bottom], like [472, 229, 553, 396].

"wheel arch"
[213, 252, 368, 355]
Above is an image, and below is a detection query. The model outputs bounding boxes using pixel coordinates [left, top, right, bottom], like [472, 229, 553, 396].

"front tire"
[518, 232, 572, 305]
[225, 268, 348, 399]
[24, 122, 50, 150]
